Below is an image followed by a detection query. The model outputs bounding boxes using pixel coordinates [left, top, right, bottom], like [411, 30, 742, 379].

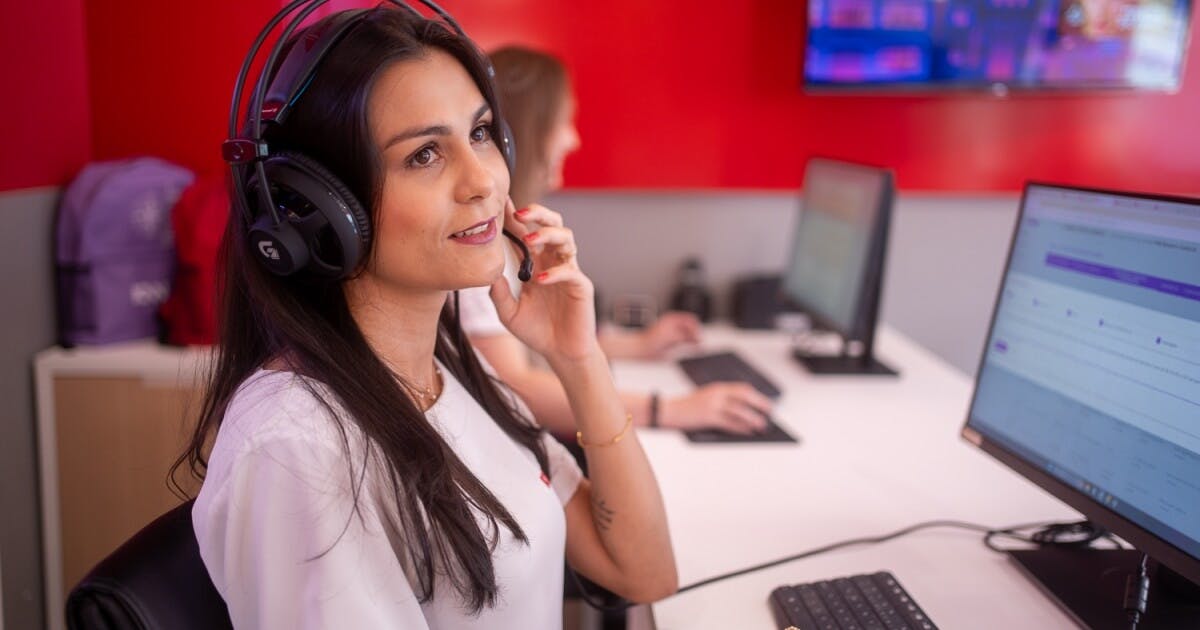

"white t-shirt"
[192, 362, 583, 629]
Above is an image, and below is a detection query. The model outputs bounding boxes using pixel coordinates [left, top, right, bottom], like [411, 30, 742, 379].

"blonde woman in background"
[458, 47, 774, 439]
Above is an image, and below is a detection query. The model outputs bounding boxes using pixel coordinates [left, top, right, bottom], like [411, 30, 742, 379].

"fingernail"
[536, 272, 549, 281]
[523, 232, 539, 242]
[515, 207, 530, 216]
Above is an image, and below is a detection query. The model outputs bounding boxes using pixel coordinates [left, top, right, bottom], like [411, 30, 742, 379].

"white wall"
[547, 190, 1021, 375]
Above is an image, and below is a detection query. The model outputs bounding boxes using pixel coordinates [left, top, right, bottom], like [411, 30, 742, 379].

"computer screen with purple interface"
[804, 0, 1192, 90]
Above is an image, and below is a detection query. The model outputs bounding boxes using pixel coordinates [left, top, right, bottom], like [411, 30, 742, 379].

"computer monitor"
[782, 157, 897, 375]
[804, 0, 1193, 92]
[963, 183, 1200, 628]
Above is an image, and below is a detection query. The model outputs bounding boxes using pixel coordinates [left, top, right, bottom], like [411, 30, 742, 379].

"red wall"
[10, 0, 1199, 193]
[0, 0, 91, 192]
[82, 0, 282, 180]
[453, 0, 1200, 193]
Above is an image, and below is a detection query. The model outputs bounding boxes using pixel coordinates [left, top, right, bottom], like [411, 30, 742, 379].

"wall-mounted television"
[804, 0, 1193, 91]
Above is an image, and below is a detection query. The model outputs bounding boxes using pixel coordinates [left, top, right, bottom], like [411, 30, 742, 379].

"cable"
[675, 518, 1118, 596]
[676, 519, 1005, 595]
[1125, 553, 1151, 630]
[568, 518, 1042, 611]
[984, 519, 1125, 553]
[569, 517, 1127, 613]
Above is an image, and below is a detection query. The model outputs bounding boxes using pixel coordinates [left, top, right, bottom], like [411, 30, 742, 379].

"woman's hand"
[661, 383, 773, 434]
[633, 311, 701, 359]
[489, 198, 598, 364]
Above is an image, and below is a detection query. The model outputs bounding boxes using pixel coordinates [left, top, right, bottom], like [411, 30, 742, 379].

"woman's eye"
[409, 146, 436, 167]
[471, 123, 493, 144]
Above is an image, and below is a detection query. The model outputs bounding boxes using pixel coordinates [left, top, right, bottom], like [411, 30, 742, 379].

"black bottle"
[670, 257, 713, 322]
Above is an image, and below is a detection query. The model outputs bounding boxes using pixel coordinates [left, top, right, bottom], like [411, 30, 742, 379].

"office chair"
[65, 499, 233, 630]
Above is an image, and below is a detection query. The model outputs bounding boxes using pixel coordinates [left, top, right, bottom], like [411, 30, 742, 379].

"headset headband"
[222, 0, 471, 227]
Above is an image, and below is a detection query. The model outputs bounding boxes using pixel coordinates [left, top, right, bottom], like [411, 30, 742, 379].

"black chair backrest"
[65, 499, 234, 630]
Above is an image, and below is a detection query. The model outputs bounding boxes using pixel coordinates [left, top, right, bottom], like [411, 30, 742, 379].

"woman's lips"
[449, 217, 497, 244]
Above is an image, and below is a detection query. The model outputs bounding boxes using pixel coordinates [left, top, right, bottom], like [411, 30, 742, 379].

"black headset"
[222, 0, 533, 281]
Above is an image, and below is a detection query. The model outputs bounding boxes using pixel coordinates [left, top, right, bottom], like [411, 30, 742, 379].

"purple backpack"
[56, 158, 194, 346]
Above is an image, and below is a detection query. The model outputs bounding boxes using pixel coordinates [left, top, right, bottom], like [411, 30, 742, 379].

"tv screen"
[804, 0, 1193, 91]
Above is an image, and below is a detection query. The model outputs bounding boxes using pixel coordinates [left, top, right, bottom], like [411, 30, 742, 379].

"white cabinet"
[34, 342, 209, 630]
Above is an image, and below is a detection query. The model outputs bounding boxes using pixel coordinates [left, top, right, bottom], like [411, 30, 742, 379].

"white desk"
[613, 325, 1083, 629]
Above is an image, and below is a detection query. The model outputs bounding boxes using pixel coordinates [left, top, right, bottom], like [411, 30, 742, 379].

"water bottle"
[669, 257, 713, 322]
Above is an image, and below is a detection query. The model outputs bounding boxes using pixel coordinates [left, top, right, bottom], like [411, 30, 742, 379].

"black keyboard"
[676, 352, 796, 443]
[677, 352, 782, 398]
[770, 571, 938, 630]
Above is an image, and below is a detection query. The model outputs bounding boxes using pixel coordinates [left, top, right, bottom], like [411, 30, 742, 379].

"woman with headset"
[180, 6, 675, 627]
[458, 47, 774, 437]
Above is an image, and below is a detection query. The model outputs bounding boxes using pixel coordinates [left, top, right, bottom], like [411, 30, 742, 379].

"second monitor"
[783, 158, 897, 375]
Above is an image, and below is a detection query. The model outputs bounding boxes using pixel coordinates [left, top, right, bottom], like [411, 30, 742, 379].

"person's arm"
[470, 326, 768, 434]
[598, 311, 702, 360]
[490, 201, 677, 602]
[554, 352, 678, 602]
[471, 330, 770, 435]
[469, 331, 576, 434]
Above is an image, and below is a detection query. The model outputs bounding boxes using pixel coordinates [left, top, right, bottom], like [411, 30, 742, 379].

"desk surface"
[613, 325, 1082, 629]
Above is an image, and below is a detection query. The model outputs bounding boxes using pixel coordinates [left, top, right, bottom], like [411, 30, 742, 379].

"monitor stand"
[1008, 547, 1200, 629]
[792, 350, 898, 376]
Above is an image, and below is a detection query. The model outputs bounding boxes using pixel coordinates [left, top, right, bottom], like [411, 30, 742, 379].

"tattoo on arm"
[592, 493, 616, 532]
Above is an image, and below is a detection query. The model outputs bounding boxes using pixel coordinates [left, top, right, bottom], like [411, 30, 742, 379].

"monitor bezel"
[960, 180, 1200, 587]
[781, 157, 895, 343]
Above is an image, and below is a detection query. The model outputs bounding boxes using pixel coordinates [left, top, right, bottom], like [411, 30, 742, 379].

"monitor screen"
[782, 159, 893, 339]
[805, 0, 1193, 90]
[965, 183, 1200, 580]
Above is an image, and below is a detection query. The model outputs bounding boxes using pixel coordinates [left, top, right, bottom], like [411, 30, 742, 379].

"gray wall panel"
[0, 186, 57, 630]
[547, 190, 1020, 374]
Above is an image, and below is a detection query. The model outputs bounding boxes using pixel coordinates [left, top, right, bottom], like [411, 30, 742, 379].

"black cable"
[674, 518, 1118, 596]
[569, 517, 1126, 613]
[675, 519, 1013, 596]
[983, 519, 1125, 553]
[1125, 553, 1151, 630]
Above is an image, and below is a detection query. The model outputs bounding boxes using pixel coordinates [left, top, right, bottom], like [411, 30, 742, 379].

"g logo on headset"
[223, 1, 518, 279]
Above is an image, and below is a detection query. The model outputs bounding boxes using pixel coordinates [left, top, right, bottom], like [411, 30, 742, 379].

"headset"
[222, 0, 533, 281]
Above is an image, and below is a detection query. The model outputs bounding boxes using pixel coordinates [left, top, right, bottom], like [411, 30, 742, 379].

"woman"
[179, 8, 676, 628]
[458, 47, 774, 436]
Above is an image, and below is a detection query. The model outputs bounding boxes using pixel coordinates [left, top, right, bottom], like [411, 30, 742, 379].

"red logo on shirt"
[539, 472, 551, 487]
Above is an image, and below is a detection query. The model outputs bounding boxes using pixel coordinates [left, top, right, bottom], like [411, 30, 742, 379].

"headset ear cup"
[257, 152, 372, 277]
[248, 213, 310, 275]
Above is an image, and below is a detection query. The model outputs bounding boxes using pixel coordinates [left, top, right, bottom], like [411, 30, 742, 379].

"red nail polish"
[515, 207, 530, 215]
[523, 232, 539, 242]
[536, 272, 549, 281]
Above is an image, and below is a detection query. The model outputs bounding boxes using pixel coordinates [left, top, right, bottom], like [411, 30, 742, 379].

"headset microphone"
[502, 229, 534, 282]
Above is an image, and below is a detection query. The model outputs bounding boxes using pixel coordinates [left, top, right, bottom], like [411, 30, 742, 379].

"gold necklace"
[404, 365, 443, 409]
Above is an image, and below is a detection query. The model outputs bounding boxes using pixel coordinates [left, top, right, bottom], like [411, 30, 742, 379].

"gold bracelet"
[577, 413, 634, 448]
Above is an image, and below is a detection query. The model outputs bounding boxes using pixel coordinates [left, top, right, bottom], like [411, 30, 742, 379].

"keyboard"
[676, 352, 796, 443]
[677, 352, 782, 398]
[769, 571, 938, 630]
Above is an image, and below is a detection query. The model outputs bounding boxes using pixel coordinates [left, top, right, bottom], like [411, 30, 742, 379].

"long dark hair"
[172, 8, 549, 614]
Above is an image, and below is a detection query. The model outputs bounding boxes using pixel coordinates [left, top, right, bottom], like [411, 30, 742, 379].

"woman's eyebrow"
[382, 103, 492, 151]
